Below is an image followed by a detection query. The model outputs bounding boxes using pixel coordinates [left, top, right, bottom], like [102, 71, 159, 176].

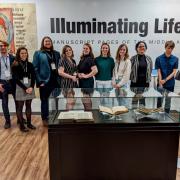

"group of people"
[0, 37, 179, 132]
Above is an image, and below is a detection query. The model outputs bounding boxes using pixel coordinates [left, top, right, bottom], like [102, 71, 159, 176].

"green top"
[95, 56, 115, 81]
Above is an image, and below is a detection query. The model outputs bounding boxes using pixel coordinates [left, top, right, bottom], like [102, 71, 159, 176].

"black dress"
[78, 55, 95, 94]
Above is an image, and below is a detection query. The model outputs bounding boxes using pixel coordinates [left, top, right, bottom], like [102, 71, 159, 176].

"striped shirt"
[59, 58, 78, 88]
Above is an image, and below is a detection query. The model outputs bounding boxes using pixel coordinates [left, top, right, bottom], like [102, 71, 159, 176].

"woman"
[130, 41, 153, 106]
[12, 47, 36, 132]
[112, 44, 131, 106]
[77, 43, 98, 110]
[33, 36, 61, 126]
[58, 45, 78, 110]
[95, 43, 115, 107]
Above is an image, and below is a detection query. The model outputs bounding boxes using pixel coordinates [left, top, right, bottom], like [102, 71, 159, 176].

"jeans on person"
[157, 86, 174, 113]
[96, 80, 112, 107]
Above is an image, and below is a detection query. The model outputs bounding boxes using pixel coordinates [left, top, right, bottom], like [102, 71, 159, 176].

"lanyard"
[20, 61, 27, 73]
[2, 56, 8, 69]
[46, 51, 54, 63]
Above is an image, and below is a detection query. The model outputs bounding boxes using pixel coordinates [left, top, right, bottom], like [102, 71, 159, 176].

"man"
[0, 40, 15, 128]
[155, 40, 179, 113]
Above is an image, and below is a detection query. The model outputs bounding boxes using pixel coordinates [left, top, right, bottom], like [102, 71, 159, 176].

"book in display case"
[48, 87, 180, 180]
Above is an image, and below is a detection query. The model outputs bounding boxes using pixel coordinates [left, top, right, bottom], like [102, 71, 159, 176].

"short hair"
[165, 40, 175, 49]
[135, 41, 147, 52]
[0, 40, 9, 47]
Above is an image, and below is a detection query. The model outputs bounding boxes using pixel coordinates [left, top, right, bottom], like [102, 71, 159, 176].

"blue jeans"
[96, 80, 112, 107]
[157, 86, 174, 113]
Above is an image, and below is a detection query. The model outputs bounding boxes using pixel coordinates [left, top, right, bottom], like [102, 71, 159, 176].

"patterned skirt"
[15, 79, 35, 101]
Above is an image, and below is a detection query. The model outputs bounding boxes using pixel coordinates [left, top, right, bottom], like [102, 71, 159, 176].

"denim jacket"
[32, 50, 61, 87]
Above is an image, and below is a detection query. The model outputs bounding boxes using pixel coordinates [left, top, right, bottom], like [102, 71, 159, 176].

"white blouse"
[112, 59, 131, 87]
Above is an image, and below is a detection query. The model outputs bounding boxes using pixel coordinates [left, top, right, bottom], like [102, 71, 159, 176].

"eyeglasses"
[0, 45, 7, 47]
[138, 46, 145, 48]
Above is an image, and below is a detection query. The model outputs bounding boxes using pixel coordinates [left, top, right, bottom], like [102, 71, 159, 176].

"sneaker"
[4, 121, 11, 129]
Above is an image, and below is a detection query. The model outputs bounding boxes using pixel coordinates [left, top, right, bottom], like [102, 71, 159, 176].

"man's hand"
[0, 84, 4, 92]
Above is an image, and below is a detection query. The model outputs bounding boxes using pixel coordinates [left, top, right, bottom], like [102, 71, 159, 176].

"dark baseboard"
[0, 112, 41, 116]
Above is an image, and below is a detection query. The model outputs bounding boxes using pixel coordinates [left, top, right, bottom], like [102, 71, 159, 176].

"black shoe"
[17, 118, 27, 124]
[20, 124, 29, 132]
[4, 121, 11, 129]
[27, 123, 36, 130]
[42, 120, 48, 127]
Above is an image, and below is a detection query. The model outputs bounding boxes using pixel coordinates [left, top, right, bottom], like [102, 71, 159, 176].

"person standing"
[95, 43, 115, 107]
[0, 40, 15, 129]
[58, 45, 78, 110]
[12, 47, 36, 132]
[77, 43, 98, 110]
[130, 41, 153, 107]
[155, 41, 179, 113]
[33, 36, 61, 126]
[112, 43, 131, 106]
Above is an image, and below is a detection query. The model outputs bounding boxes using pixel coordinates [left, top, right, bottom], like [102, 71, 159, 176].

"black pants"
[39, 85, 55, 121]
[0, 80, 15, 122]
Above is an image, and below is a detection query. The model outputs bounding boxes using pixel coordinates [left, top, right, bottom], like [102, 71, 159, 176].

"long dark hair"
[80, 43, 94, 60]
[12, 47, 28, 66]
[40, 36, 54, 51]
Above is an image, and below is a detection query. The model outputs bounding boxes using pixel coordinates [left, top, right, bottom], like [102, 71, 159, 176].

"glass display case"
[49, 87, 180, 124]
[48, 87, 180, 180]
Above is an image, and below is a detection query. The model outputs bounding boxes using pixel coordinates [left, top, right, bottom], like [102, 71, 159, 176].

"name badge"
[5, 70, 11, 78]
[23, 77, 29, 84]
[51, 63, 56, 70]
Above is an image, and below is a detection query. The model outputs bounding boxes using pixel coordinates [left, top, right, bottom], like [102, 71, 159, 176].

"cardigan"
[130, 54, 153, 83]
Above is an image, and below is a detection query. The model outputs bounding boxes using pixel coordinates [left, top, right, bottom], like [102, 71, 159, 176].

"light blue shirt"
[0, 54, 12, 80]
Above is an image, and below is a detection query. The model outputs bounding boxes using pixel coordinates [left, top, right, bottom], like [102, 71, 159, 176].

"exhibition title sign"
[50, 18, 180, 37]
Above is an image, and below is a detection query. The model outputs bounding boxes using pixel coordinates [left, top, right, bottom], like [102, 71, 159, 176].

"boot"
[19, 122, 29, 132]
[4, 120, 11, 129]
[27, 120, 36, 130]
[17, 118, 27, 124]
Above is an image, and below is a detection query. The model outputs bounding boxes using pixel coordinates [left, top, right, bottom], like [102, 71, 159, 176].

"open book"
[58, 111, 94, 122]
[99, 105, 128, 115]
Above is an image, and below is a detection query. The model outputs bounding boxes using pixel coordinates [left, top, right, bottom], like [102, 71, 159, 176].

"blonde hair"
[61, 45, 74, 59]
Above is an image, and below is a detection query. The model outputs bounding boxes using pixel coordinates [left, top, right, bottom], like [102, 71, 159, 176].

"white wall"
[1, 0, 180, 113]
[2, 0, 180, 63]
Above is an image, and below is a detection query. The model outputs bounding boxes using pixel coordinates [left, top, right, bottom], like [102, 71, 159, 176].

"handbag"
[175, 70, 180, 80]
